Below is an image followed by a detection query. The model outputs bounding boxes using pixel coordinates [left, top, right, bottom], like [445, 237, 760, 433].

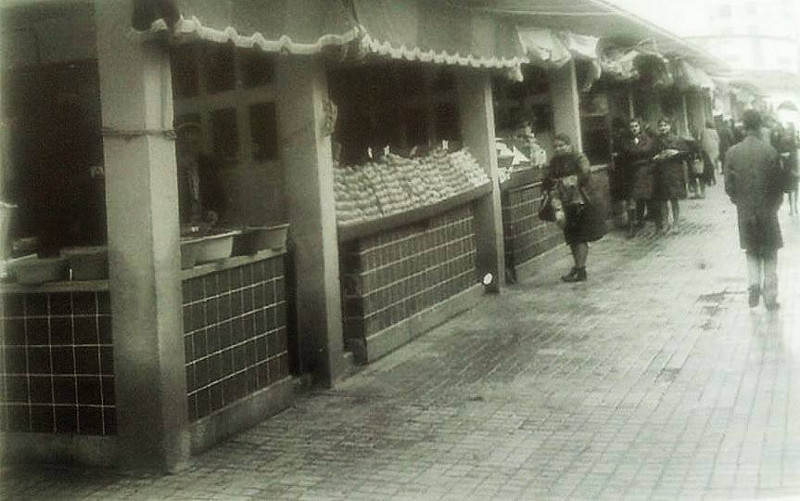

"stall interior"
[2, 60, 105, 258]
[171, 42, 284, 230]
[492, 65, 554, 159]
[328, 61, 461, 165]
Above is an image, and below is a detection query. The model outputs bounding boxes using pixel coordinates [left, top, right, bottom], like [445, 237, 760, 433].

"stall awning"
[153, 0, 362, 55]
[515, 26, 601, 89]
[598, 47, 639, 81]
[139, 0, 526, 71]
[350, 0, 526, 70]
[670, 60, 715, 91]
[515, 26, 599, 67]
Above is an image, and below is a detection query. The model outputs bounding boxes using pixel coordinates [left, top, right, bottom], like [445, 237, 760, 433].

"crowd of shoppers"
[544, 109, 797, 310]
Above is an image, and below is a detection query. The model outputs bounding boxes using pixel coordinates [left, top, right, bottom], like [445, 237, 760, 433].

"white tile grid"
[183, 266, 287, 417]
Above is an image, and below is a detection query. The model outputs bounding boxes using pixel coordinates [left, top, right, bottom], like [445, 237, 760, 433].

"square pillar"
[275, 58, 344, 386]
[456, 69, 504, 292]
[550, 60, 583, 150]
[95, 0, 189, 472]
[681, 93, 691, 135]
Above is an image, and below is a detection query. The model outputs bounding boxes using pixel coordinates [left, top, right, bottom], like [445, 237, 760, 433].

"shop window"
[249, 102, 278, 161]
[241, 50, 274, 88]
[431, 68, 455, 93]
[205, 44, 236, 94]
[405, 107, 429, 148]
[211, 108, 239, 165]
[171, 45, 199, 98]
[434, 103, 460, 143]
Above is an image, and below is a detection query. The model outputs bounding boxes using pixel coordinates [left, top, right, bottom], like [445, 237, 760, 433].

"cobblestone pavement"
[3, 185, 800, 500]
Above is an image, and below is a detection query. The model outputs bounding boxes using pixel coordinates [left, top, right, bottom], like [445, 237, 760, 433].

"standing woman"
[543, 133, 607, 282]
[652, 117, 689, 232]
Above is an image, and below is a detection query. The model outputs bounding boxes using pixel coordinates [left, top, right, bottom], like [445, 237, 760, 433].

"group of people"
[541, 110, 796, 310]
[613, 116, 720, 239]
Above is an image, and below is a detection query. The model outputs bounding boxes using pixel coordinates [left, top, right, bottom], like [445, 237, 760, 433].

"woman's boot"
[562, 267, 587, 283]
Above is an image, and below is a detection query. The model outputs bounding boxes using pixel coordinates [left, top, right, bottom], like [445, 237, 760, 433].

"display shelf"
[181, 247, 286, 280]
[0, 278, 109, 293]
[337, 183, 491, 243]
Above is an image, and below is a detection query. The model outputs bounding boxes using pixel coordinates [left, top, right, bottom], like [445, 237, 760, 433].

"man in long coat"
[724, 110, 783, 310]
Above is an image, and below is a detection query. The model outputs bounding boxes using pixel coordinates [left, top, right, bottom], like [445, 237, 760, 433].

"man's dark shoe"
[765, 300, 780, 311]
[748, 286, 760, 308]
[562, 268, 587, 283]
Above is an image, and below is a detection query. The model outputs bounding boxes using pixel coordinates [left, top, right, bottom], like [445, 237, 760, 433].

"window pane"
[241, 50, 274, 88]
[171, 45, 199, 98]
[249, 102, 278, 162]
[205, 44, 235, 94]
[211, 108, 238, 165]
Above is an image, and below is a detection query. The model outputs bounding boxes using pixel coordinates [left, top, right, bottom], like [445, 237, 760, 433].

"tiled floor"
[2, 184, 800, 500]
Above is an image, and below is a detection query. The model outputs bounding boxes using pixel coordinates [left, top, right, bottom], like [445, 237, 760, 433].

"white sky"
[605, 0, 712, 37]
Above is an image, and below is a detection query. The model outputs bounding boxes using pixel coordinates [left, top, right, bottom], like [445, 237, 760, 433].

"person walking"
[543, 133, 607, 283]
[652, 117, 689, 233]
[723, 109, 784, 310]
[699, 121, 720, 188]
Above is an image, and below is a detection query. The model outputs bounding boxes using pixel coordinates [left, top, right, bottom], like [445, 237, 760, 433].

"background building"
[611, 0, 800, 127]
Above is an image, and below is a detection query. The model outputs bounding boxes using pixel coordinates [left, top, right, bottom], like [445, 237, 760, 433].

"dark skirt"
[630, 162, 654, 200]
[563, 203, 607, 245]
[654, 160, 687, 200]
[609, 165, 628, 201]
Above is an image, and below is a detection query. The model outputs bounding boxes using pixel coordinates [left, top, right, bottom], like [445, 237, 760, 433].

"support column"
[275, 58, 344, 386]
[550, 60, 583, 150]
[681, 94, 691, 135]
[456, 70, 504, 292]
[95, 0, 188, 471]
[627, 84, 635, 119]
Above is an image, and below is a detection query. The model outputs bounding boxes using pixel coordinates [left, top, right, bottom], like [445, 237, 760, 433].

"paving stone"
[3, 188, 800, 499]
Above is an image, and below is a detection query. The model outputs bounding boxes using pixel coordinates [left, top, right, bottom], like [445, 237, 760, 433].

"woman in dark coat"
[543, 133, 607, 282]
[652, 117, 689, 232]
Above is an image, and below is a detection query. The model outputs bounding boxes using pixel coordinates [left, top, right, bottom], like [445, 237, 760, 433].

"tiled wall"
[182, 256, 288, 422]
[0, 291, 115, 435]
[340, 205, 477, 340]
[501, 183, 564, 273]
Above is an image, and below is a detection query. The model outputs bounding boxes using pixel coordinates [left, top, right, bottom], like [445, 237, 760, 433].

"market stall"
[328, 61, 497, 363]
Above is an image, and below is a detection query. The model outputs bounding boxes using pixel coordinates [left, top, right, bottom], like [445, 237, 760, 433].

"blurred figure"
[652, 117, 689, 233]
[724, 109, 783, 310]
[699, 121, 720, 187]
[616, 117, 656, 238]
[785, 124, 799, 215]
[716, 116, 735, 175]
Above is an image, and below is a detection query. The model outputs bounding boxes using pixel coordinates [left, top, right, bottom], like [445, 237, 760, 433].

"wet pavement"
[3, 184, 800, 500]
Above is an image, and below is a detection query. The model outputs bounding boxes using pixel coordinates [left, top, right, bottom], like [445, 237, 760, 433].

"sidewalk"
[3, 184, 800, 500]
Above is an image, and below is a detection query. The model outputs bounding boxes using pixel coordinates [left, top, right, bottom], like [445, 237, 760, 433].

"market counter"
[338, 186, 488, 364]
[0, 249, 292, 458]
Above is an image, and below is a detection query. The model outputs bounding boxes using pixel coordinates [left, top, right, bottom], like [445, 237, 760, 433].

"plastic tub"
[12, 257, 69, 285]
[195, 230, 239, 264]
[232, 224, 289, 255]
[61, 246, 108, 280]
[180, 238, 204, 269]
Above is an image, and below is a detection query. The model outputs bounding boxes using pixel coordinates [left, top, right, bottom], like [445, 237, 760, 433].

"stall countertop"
[0, 249, 287, 293]
[181, 248, 286, 280]
[0, 279, 109, 293]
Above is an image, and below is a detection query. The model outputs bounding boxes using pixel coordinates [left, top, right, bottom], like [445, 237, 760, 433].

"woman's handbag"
[537, 191, 555, 222]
